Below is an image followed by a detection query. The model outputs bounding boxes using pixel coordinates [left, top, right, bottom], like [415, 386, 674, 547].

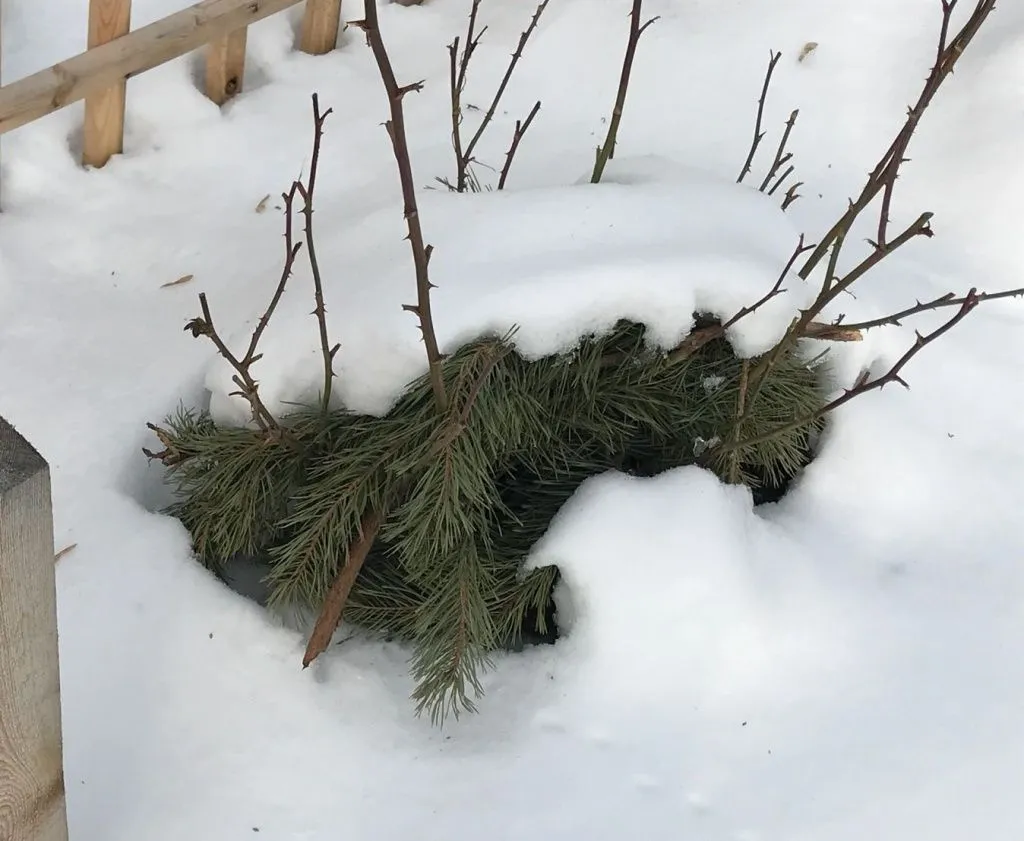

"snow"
[2, 1, 1024, 840]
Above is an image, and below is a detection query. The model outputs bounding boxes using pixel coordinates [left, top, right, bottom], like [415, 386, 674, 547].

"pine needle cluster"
[151, 318, 825, 722]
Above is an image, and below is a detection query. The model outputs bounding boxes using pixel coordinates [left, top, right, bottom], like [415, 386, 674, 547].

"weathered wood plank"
[0, 417, 67, 841]
[0, 0, 305, 136]
[83, 0, 132, 167]
[300, 0, 343, 56]
[205, 26, 248, 105]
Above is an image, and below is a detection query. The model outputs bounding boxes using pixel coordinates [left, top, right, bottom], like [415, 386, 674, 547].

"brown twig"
[592, 0, 659, 184]
[185, 293, 279, 431]
[294, 94, 341, 415]
[723, 290, 983, 453]
[665, 235, 814, 365]
[737, 50, 782, 185]
[833, 285, 1024, 332]
[449, 0, 485, 192]
[781, 180, 803, 210]
[758, 108, 799, 192]
[355, 0, 448, 412]
[799, 0, 996, 279]
[497, 100, 541, 190]
[302, 509, 383, 668]
[448, 0, 547, 192]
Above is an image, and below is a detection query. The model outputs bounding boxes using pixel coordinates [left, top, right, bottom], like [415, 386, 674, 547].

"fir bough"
[150, 318, 826, 722]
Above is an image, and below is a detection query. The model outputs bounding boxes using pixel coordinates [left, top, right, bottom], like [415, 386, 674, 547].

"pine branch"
[355, 0, 448, 412]
[302, 508, 384, 667]
[592, 0, 659, 184]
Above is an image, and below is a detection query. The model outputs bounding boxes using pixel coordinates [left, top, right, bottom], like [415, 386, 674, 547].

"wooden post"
[0, 417, 68, 841]
[205, 27, 248, 105]
[300, 0, 342, 56]
[83, 0, 132, 168]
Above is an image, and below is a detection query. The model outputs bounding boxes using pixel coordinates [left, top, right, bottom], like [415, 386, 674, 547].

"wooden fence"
[0, 0, 354, 170]
[0, 417, 65, 841]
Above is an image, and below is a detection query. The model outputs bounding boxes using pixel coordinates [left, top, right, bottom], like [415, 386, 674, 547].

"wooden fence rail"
[0, 417, 67, 841]
[0, 0, 352, 169]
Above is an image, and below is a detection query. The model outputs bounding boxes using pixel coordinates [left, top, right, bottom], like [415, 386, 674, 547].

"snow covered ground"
[2, 1, 1024, 839]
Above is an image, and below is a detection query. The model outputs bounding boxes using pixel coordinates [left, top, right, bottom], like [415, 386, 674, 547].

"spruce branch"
[737, 50, 782, 185]
[355, 0, 448, 412]
[295, 94, 340, 416]
[498, 100, 541, 190]
[592, 0, 659, 184]
[302, 508, 384, 668]
[798, 0, 996, 279]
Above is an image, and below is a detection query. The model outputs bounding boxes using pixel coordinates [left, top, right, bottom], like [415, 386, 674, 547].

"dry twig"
[355, 0, 448, 412]
[448, 0, 549, 192]
[592, 0, 659, 184]
[498, 100, 542, 190]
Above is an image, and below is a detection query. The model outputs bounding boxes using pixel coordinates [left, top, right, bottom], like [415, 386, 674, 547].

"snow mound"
[206, 163, 814, 420]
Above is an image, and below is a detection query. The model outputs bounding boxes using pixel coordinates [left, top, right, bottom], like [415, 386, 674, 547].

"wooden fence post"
[300, 0, 343, 55]
[206, 27, 248, 105]
[0, 417, 68, 841]
[83, 0, 132, 168]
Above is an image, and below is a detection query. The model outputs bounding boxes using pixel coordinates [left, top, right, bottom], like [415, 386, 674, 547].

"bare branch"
[592, 0, 660, 183]
[722, 289, 983, 453]
[758, 108, 799, 192]
[295, 94, 338, 415]
[449, 0, 548, 192]
[836, 285, 1024, 332]
[359, 0, 448, 412]
[497, 100, 542, 190]
[799, 0, 996, 278]
[737, 50, 782, 185]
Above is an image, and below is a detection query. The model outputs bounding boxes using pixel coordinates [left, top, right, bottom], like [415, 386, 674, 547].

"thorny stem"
[835, 286, 1024, 332]
[592, 0, 659, 184]
[356, 0, 448, 412]
[242, 182, 303, 366]
[737, 50, 782, 185]
[759, 108, 799, 192]
[798, 0, 996, 279]
[460, 0, 550, 189]
[297, 94, 341, 416]
[449, 0, 484, 193]
[720, 291, 983, 454]
[185, 293, 278, 432]
[498, 100, 542, 190]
